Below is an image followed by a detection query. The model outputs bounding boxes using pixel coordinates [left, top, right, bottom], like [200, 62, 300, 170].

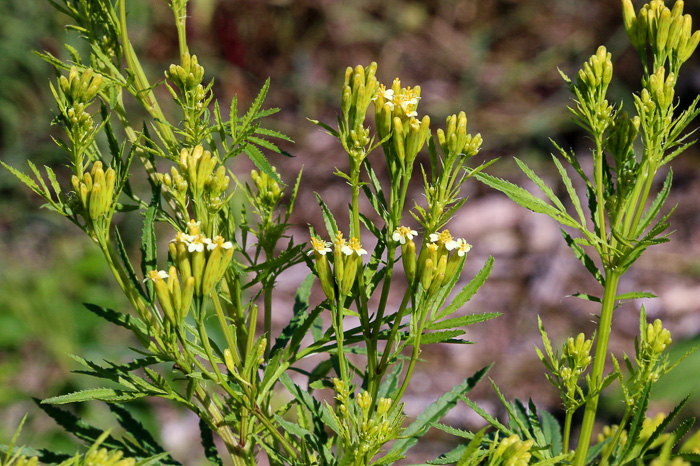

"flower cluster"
[310, 231, 367, 299]
[71, 161, 116, 223]
[329, 379, 404, 461]
[374, 78, 430, 165]
[166, 220, 234, 301]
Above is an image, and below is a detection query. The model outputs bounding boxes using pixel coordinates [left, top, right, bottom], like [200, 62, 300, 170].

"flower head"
[145, 270, 169, 282]
[205, 235, 234, 251]
[341, 237, 367, 256]
[187, 234, 206, 253]
[311, 236, 332, 256]
[429, 229, 459, 250]
[392, 226, 418, 244]
[455, 238, 472, 257]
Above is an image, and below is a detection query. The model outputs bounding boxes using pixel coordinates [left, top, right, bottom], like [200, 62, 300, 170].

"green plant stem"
[367, 243, 397, 393]
[172, 0, 189, 57]
[118, 0, 177, 149]
[594, 135, 609, 259]
[264, 277, 273, 357]
[212, 291, 240, 365]
[573, 269, 621, 466]
[563, 410, 573, 455]
[378, 290, 412, 373]
[390, 294, 430, 411]
[333, 294, 350, 382]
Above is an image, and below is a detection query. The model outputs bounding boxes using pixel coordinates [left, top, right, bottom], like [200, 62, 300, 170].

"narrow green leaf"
[514, 157, 568, 213]
[315, 193, 338, 238]
[244, 143, 281, 184]
[199, 419, 223, 466]
[307, 118, 340, 138]
[114, 228, 147, 301]
[620, 383, 652, 460]
[33, 400, 125, 451]
[82, 303, 148, 335]
[439, 256, 494, 319]
[420, 330, 468, 344]
[477, 172, 579, 228]
[43, 388, 148, 404]
[561, 229, 604, 286]
[635, 170, 672, 238]
[389, 365, 491, 456]
[640, 396, 690, 454]
[140, 187, 160, 302]
[271, 274, 314, 355]
[428, 312, 501, 331]
[108, 404, 179, 463]
[431, 423, 475, 440]
[616, 291, 656, 300]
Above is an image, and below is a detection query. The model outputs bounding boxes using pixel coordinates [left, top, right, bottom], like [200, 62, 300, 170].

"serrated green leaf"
[540, 409, 563, 456]
[43, 388, 148, 405]
[114, 228, 147, 301]
[199, 419, 223, 466]
[477, 172, 578, 227]
[389, 365, 490, 457]
[438, 256, 494, 320]
[428, 312, 501, 331]
[514, 157, 568, 213]
[315, 193, 338, 238]
[140, 187, 159, 301]
[561, 229, 605, 286]
[420, 329, 467, 344]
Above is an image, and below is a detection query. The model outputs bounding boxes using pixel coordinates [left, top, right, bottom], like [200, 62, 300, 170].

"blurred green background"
[1, 0, 700, 463]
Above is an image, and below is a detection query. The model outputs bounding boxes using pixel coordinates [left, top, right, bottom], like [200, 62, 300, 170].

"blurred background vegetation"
[1, 0, 700, 463]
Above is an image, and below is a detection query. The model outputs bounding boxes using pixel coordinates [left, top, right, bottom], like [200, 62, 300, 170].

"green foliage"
[4, 0, 700, 464]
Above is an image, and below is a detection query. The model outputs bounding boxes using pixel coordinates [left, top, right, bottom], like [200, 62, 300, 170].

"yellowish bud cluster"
[12, 456, 38, 466]
[391, 115, 430, 164]
[647, 66, 676, 110]
[145, 267, 195, 325]
[71, 161, 116, 221]
[251, 168, 282, 209]
[436, 112, 482, 158]
[597, 425, 628, 459]
[83, 447, 135, 466]
[643, 319, 672, 356]
[492, 434, 535, 466]
[608, 111, 640, 164]
[564, 333, 593, 373]
[341, 62, 379, 135]
[178, 145, 222, 200]
[168, 224, 235, 299]
[578, 46, 613, 95]
[165, 52, 205, 92]
[623, 0, 700, 64]
[59, 66, 103, 105]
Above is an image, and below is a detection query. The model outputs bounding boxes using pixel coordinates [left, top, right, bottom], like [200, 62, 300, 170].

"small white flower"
[144, 270, 169, 282]
[429, 233, 440, 243]
[392, 226, 418, 244]
[311, 237, 332, 256]
[187, 236, 205, 253]
[456, 238, 472, 257]
[342, 237, 367, 256]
